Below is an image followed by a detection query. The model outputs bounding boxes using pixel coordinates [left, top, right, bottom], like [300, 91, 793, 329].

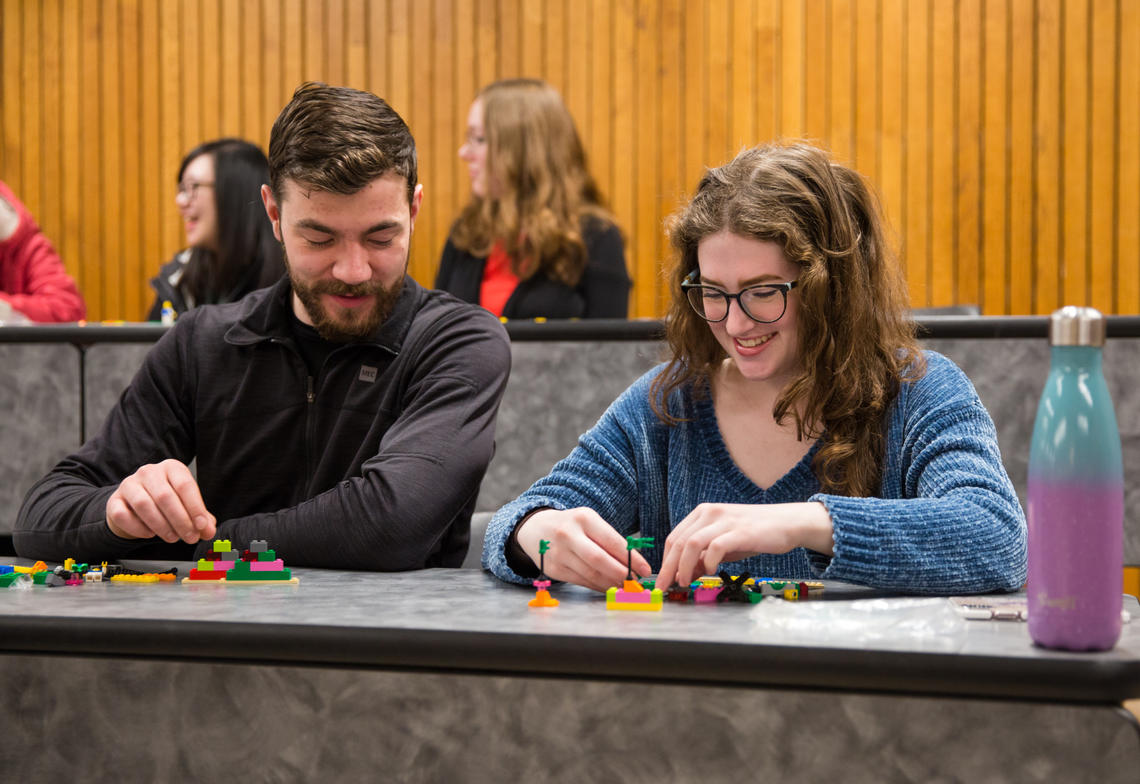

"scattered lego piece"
[1, 572, 32, 589]
[529, 579, 560, 608]
[622, 536, 655, 582]
[223, 560, 297, 583]
[716, 572, 752, 603]
[104, 565, 179, 581]
[528, 539, 559, 608]
[110, 573, 161, 583]
[184, 568, 227, 581]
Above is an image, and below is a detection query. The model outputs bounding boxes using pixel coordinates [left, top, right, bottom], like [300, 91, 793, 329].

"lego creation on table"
[182, 539, 299, 585]
[606, 536, 663, 611]
[528, 539, 559, 608]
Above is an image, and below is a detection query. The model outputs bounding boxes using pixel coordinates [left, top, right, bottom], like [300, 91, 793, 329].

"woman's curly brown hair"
[651, 143, 924, 498]
[449, 79, 615, 286]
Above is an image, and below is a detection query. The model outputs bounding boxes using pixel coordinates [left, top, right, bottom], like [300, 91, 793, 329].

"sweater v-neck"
[692, 389, 821, 501]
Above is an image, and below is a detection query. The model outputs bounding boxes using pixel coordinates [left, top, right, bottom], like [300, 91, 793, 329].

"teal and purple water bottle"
[1027, 306, 1123, 651]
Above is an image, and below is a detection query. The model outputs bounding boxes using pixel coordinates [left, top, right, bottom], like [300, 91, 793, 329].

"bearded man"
[15, 83, 511, 570]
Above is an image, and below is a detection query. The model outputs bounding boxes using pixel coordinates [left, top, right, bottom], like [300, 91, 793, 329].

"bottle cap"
[1049, 305, 1106, 347]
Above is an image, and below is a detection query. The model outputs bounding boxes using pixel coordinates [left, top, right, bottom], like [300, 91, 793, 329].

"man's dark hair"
[268, 82, 417, 203]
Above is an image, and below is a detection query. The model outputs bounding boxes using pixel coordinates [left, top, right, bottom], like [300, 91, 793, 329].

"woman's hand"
[515, 507, 652, 592]
[654, 501, 834, 589]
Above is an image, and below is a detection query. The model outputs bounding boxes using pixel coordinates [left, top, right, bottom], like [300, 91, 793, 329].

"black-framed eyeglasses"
[176, 181, 215, 201]
[681, 270, 798, 324]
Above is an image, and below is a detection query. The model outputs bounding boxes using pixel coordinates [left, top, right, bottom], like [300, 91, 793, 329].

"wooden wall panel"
[1122, 0, 1140, 315]
[1, 0, 1138, 320]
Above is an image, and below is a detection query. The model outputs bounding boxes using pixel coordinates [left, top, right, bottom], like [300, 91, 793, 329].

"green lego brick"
[225, 567, 293, 581]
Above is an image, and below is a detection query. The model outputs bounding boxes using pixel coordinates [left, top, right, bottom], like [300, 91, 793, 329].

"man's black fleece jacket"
[15, 275, 511, 570]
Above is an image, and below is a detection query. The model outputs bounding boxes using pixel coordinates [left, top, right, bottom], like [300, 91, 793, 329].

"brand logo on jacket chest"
[358, 365, 378, 383]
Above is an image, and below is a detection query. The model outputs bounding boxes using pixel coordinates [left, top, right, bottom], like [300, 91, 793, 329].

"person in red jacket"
[0, 179, 87, 322]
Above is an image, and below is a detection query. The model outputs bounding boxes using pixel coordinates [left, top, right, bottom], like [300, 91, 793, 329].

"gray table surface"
[3, 558, 1140, 703]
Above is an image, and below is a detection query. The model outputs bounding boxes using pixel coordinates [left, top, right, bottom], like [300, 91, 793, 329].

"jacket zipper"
[305, 374, 316, 484]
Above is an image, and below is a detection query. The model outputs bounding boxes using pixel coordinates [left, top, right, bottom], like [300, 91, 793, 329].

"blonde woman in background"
[435, 79, 631, 319]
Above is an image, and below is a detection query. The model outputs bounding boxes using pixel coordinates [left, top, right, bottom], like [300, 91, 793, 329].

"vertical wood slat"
[61, 0, 82, 285]
[803, 0, 826, 143]
[101, 0, 123, 317]
[1008, 0, 1035, 315]
[657, 0, 683, 315]
[956, 0, 981, 311]
[981, 0, 1007, 315]
[1121, 0, 1140, 315]
[731, 0, 756, 151]
[79, 0, 102, 314]
[1034, 0, 1062, 314]
[755, 1, 779, 147]
[1, 0, 1139, 321]
[428, 0, 456, 288]
[21, 0, 42, 280]
[633, 0, 660, 318]
[451, 0, 476, 243]
[407, 0, 433, 286]
[905, 0, 930, 308]
[853, 0, 878, 179]
[929, 0, 954, 306]
[611, 0, 635, 310]
[705, 3, 731, 167]
[1088, 0, 1117, 313]
[878, 0, 905, 263]
[682, 2, 706, 183]
[139, 0, 161, 318]
[120, 0, 143, 319]
[780, 0, 805, 141]
[1063, 0, 1091, 307]
[40, 0, 62, 264]
[829, 0, 854, 165]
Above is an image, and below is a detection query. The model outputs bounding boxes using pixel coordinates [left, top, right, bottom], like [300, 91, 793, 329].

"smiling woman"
[146, 139, 285, 321]
[482, 142, 1028, 598]
[435, 79, 631, 320]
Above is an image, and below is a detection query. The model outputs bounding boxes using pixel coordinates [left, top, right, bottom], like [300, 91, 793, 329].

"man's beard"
[285, 250, 405, 342]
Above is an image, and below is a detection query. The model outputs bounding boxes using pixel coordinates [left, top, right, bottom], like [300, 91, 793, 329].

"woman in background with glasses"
[146, 138, 284, 320]
[435, 79, 631, 319]
[483, 142, 1027, 595]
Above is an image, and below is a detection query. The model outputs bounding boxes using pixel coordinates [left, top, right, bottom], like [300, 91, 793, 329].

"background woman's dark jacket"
[434, 217, 631, 319]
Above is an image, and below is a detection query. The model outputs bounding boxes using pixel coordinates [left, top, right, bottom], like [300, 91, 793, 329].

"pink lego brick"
[612, 589, 654, 604]
[693, 587, 722, 604]
[249, 559, 285, 572]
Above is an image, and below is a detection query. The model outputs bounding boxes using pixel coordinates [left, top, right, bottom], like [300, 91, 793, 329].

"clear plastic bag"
[749, 597, 968, 652]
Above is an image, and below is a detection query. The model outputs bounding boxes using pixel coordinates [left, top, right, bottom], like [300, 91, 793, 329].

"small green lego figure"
[529, 539, 559, 608]
[536, 538, 552, 580]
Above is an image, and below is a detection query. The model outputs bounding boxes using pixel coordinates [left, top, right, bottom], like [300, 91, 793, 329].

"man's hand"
[105, 459, 217, 544]
[515, 507, 652, 593]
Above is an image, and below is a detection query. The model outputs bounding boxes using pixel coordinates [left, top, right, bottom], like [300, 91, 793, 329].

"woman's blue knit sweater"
[483, 351, 1027, 595]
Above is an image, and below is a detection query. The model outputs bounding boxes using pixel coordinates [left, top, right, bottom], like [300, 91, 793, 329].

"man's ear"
[408, 183, 424, 232]
[261, 184, 282, 242]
